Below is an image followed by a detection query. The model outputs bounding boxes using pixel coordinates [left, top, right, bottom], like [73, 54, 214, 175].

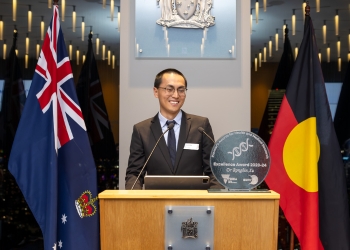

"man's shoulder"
[133, 114, 158, 129]
[183, 111, 208, 122]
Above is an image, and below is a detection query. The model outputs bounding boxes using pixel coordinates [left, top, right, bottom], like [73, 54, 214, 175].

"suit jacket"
[125, 111, 222, 189]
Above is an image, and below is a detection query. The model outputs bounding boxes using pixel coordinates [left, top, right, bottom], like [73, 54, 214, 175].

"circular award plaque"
[210, 131, 270, 190]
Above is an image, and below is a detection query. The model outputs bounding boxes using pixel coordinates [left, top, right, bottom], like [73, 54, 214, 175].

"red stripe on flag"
[266, 97, 323, 250]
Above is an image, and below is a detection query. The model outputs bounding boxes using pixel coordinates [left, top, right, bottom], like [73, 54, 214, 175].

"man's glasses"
[158, 86, 188, 96]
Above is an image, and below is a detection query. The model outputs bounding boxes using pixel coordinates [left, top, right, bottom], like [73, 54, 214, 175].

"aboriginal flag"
[265, 9, 350, 250]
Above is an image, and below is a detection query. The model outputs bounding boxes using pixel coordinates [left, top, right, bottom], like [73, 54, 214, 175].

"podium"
[98, 190, 280, 250]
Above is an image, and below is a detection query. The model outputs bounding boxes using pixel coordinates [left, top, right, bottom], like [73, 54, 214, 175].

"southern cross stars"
[61, 214, 67, 224]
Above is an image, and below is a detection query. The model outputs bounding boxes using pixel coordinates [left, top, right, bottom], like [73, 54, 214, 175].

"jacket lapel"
[174, 112, 191, 172]
[150, 113, 173, 172]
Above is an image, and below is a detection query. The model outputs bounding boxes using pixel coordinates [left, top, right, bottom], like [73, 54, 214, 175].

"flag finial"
[54, 0, 59, 5]
[305, 1, 310, 16]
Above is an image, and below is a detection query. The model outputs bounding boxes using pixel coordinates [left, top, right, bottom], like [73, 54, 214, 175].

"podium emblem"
[181, 218, 198, 239]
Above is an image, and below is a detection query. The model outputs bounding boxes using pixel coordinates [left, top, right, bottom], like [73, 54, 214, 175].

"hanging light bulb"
[327, 43, 330, 63]
[292, 9, 296, 36]
[102, 41, 105, 60]
[275, 29, 278, 51]
[0, 16, 3, 41]
[76, 46, 80, 65]
[48, 0, 52, 9]
[335, 10, 339, 36]
[112, 52, 115, 69]
[40, 16, 45, 41]
[255, 0, 259, 24]
[254, 54, 258, 72]
[348, 30, 350, 52]
[3, 39, 6, 60]
[103, 0, 106, 9]
[316, 0, 320, 13]
[13, 0, 17, 21]
[318, 49, 322, 62]
[117, 6, 121, 32]
[269, 36, 272, 57]
[82, 51, 86, 64]
[111, 0, 115, 21]
[25, 54, 29, 69]
[337, 36, 341, 58]
[338, 57, 341, 72]
[323, 20, 326, 44]
[348, 51, 350, 62]
[250, 8, 253, 35]
[36, 40, 40, 59]
[69, 41, 72, 60]
[96, 34, 100, 55]
[28, 5, 32, 32]
[15, 49, 18, 56]
[81, 17, 85, 41]
[108, 46, 111, 65]
[295, 43, 298, 60]
[72, 6, 76, 33]
[26, 33, 30, 55]
[282, 20, 286, 43]
[302, 1, 306, 23]
[61, 0, 65, 21]
[259, 49, 262, 67]
[263, 0, 266, 12]
[263, 43, 267, 62]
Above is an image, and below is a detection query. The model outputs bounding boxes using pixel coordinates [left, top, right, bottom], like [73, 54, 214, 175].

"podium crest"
[181, 218, 198, 239]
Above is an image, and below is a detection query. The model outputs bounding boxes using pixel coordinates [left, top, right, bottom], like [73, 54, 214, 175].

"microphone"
[198, 126, 215, 144]
[131, 122, 175, 190]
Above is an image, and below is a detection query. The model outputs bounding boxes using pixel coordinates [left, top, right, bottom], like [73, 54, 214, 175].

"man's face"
[153, 72, 186, 120]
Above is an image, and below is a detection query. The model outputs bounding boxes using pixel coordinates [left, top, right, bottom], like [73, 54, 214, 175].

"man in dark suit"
[125, 68, 222, 189]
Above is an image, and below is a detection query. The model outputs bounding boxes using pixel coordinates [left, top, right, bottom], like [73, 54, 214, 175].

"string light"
[72, 6, 76, 33]
[295, 43, 298, 60]
[61, 0, 65, 21]
[102, 41, 105, 60]
[348, 30, 350, 52]
[337, 36, 341, 58]
[275, 29, 278, 51]
[3, 40, 6, 60]
[263, 43, 267, 62]
[318, 49, 322, 62]
[117, 6, 121, 31]
[26, 33, 30, 55]
[111, 0, 115, 21]
[269, 36, 272, 57]
[302, 1, 306, 23]
[103, 0, 106, 9]
[108, 46, 111, 65]
[28, 5, 32, 32]
[348, 51, 350, 62]
[112, 52, 115, 69]
[263, 0, 266, 12]
[255, 0, 259, 24]
[25, 54, 29, 69]
[15, 49, 18, 56]
[327, 43, 330, 63]
[69, 41, 72, 60]
[96, 34, 100, 55]
[292, 9, 296, 36]
[36, 40, 40, 59]
[258, 49, 262, 67]
[41, 17, 45, 41]
[13, 0, 17, 21]
[81, 17, 85, 41]
[250, 8, 253, 35]
[338, 57, 341, 72]
[316, 0, 320, 13]
[0, 16, 3, 41]
[254, 54, 258, 72]
[323, 20, 326, 44]
[48, 0, 52, 9]
[282, 20, 286, 43]
[82, 51, 86, 64]
[335, 10, 339, 36]
[76, 46, 80, 65]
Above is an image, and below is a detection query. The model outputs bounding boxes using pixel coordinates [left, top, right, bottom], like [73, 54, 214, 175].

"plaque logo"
[156, 0, 215, 29]
[227, 138, 254, 160]
[181, 218, 198, 239]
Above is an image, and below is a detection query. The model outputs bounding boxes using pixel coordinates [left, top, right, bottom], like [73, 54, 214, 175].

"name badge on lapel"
[184, 143, 199, 150]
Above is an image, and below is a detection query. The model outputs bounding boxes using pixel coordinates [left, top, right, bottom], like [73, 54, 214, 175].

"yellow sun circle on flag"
[283, 117, 320, 192]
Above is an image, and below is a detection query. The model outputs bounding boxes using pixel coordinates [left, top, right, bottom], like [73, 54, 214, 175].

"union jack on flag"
[8, 4, 100, 250]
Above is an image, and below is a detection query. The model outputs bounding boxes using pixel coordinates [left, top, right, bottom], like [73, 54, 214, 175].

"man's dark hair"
[154, 68, 187, 88]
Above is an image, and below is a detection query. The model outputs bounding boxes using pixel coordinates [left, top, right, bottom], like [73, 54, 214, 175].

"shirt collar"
[159, 110, 182, 128]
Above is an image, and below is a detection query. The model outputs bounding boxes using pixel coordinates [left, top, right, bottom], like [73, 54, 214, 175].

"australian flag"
[8, 5, 100, 250]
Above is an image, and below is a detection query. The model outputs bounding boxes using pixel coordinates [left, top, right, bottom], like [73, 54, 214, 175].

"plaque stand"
[208, 188, 271, 193]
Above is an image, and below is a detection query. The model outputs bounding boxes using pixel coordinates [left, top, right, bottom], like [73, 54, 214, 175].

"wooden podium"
[98, 190, 280, 250]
